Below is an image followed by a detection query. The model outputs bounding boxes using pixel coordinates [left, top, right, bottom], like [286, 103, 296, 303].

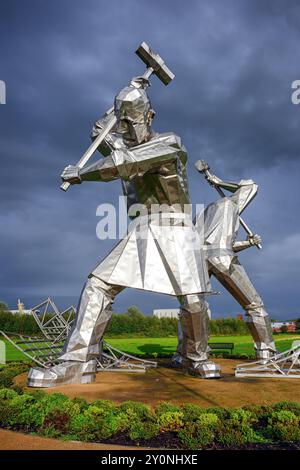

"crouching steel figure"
[173, 170, 276, 368]
[28, 75, 221, 387]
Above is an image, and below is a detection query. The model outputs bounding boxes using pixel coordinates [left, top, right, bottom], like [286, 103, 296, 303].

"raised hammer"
[60, 42, 174, 191]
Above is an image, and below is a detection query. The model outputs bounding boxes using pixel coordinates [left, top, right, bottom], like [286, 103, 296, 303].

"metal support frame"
[1, 298, 157, 373]
[235, 343, 300, 378]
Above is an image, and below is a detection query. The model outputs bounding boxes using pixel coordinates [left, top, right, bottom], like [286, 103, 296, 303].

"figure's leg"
[28, 276, 124, 387]
[172, 294, 220, 378]
[61, 276, 124, 362]
[209, 256, 276, 359]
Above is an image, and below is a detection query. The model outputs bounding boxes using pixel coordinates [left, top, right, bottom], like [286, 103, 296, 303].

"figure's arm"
[233, 234, 262, 253]
[61, 142, 183, 185]
[91, 108, 125, 155]
[205, 174, 240, 193]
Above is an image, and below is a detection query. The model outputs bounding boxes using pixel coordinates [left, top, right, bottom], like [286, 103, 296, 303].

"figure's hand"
[61, 165, 81, 185]
[195, 159, 210, 173]
[205, 173, 220, 187]
[248, 234, 262, 247]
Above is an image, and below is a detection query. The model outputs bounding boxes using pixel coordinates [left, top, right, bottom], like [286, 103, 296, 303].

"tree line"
[0, 305, 251, 336]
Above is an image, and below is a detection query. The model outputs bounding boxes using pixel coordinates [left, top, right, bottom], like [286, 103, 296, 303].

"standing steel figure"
[173, 162, 276, 368]
[28, 44, 220, 387]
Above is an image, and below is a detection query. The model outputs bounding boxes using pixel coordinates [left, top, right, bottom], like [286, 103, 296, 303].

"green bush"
[179, 413, 219, 448]
[0, 363, 29, 389]
[155, 402, 181, 416]
[127, 420, 160, 441]
[215, 408, 263, 447]
[158, 411, 184, 432]
[264, 410, 300, 442]
[117, 400, 159, 441]
[182, 403, 207, 422]
[119, 400, 154, 420]
[273, 401, 300, 417]
[69, 404, 119, 441]
[0, 383, 300, 448]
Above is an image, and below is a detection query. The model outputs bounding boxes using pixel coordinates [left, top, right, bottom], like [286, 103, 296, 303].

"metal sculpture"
[1, 298, 156, 385]
[173, 159, 275, 367]
[28, 42, 220, 387]
[235, 343, 300, 378]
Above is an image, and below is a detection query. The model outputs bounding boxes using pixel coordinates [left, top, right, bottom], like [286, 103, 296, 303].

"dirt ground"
[0, 429, 151, 450]
[16, 359, 300, 408]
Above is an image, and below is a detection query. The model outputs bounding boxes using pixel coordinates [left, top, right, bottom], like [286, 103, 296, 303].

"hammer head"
[195, 159, 210, 173]
[135, 42, 175, 85]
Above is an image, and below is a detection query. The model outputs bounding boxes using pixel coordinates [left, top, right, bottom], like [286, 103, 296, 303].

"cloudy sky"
[0, 0, 299, 319]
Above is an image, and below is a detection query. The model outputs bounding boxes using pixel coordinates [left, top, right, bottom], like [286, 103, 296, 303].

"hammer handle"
[60, 114, 117, 192]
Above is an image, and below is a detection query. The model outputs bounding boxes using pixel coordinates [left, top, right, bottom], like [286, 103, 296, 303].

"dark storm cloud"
[0, 0, 300, 317]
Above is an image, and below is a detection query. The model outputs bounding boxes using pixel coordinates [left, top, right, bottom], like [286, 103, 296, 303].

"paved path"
[0, 429, 149, 450]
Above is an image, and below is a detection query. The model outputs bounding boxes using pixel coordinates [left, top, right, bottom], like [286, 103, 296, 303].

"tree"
[0, 301, 9, 311]
[280, 324, 288, 334]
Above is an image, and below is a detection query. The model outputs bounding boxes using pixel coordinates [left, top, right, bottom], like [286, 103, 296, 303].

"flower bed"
[0, 362, 300, 449]
[0, 387, 299, 449]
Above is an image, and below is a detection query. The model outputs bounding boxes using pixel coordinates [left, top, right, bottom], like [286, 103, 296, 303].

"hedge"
[0, 387, 299, 448]
[0, 363, 300, 449]
[0, 306, 249, 337]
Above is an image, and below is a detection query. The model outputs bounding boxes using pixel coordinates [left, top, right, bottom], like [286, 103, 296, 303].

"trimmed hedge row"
[0, 387, 300, 448]
[0, 363, 299, 449]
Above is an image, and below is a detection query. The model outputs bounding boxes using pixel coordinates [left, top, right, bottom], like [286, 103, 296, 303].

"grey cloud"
[0, 0, 299, 318]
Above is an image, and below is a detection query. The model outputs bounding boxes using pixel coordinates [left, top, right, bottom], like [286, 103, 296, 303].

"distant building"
[10, 299, 31, 315]
[236, 314, 244, 321]
[272, 321, 296, 333]
[153, 308, 180, 319]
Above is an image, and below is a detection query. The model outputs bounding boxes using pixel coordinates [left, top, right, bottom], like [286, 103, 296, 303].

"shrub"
[215, 409, 262, 447]
[117, 401, 159, 441]
[178, 413, 219, 449]
[0, 392, 41, 429]
[155, 402, 181, 416]
[273, 401, 300, 417]
[127, 420, 160, 441]
[158, 411, 184, 432]
[119, 401, 153, 420]
[181, 403, 206, 422]
[264, 410, 300, 442]
[0, 363, 29, 389]
[69, 403, 120, 441]
[0, 387, 18, 400]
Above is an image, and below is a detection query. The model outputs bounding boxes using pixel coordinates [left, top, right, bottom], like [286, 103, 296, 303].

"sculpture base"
[28, 360, 97, 388]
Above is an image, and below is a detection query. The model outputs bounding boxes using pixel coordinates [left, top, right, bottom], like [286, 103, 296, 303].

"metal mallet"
[195, 159, 262, 250]
[60, 42, 175, 191]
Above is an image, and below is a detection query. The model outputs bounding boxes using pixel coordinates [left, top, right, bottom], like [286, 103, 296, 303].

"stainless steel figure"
[28, 44, 218, 387]
[173, 162, 275, 368]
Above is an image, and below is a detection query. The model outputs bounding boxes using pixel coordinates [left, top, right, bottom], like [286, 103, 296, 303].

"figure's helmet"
[114, 86, 155, 146]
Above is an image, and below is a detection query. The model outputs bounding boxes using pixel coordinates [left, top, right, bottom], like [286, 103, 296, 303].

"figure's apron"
[91, 212, 212, 296]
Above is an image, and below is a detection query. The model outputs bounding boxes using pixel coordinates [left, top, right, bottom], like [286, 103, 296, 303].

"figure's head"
[114, 86, 155, 147]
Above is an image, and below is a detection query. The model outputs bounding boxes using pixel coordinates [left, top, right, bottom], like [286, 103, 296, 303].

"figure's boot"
[245, 302, 276, 360]
[28, 360, 97, 388]
[172, 295, 221, 378]
[28, 277, 123, 388]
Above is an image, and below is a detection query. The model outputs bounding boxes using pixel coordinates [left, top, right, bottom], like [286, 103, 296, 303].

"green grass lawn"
[2, 333, 300, 362]
[106, 334, 300, 357]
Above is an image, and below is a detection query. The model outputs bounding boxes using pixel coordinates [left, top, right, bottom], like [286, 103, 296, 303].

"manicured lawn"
[1, 333, 300, 361]
[106, 334, 300, 357]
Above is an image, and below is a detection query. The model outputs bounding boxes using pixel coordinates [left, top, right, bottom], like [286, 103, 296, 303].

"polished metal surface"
[29, 42, 278, 387]
[191, 163, 276, 360]
[29, 43, 218, 387]
[235, 343, 300, 378]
